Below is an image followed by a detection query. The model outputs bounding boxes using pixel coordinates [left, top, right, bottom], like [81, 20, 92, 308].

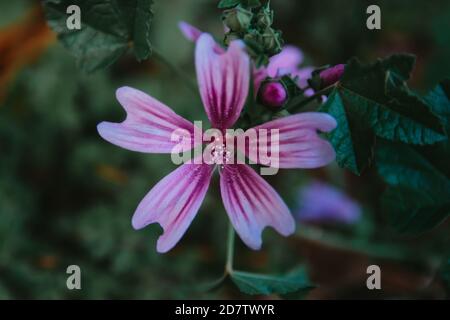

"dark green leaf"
[218, 0, 240, 9]
[321, 55, 447, 174]
[43, 0, 154, 72]
[113, 0, 154, 61]
[381, 53, 415, 83]
[376, 141, 449, 192]
[320, 90, 375, 175]
[424, 79, 450, 133]
[230, 267, 314, 296]
[341, 56, 445, 145]
[376, 140, 450, 234]
[381, 186, 450, 234]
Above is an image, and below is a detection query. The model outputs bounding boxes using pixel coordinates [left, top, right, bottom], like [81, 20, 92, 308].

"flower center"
[211, 143, 232, 166]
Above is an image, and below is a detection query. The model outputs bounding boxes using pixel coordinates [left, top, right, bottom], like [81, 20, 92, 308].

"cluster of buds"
[222, 2, 283, 66]
[259, 65, 345, 110]
[223, 6, 253, 32]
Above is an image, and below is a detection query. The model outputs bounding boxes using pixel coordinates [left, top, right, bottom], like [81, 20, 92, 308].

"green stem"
[225, 222, 235, 274]
[288, 84, 335, 113]
[152, 48, 198, 95]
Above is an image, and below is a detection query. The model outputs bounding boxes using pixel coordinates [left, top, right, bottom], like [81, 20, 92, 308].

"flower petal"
[132, 163, 214, 253]
[292, 66, 314, 89]
[297, 181, 361, 224]
[267, 46, 304, 78]
[245, 112, 337, 168]
[97, 86, 197, 153]
[253, 66, 268, 96]
[178, 21, 203, 42]
[220, 164, 295, 250]
[196, 33, 250, 129]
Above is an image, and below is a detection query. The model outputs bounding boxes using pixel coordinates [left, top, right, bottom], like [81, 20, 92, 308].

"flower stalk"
[225, 221, 235, 274]
[287, 84, 336, 113]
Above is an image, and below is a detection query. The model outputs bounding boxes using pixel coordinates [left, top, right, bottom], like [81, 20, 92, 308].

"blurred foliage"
[0, 0, 449, 299]
[44, 0, 154, 72]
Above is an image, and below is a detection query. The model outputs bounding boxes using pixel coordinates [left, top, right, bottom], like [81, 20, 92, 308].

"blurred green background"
[0, 0, 449, 299]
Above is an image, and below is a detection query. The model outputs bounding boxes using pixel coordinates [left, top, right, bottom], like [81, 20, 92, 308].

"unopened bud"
[261, 28, 282, 55]
[222, 7, 253, 32]
[319, 64, 345, 88]
[256, 7, 273, 28]
[259, 81, 288, 108]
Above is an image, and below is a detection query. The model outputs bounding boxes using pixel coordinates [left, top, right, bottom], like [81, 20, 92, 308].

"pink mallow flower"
[179, 21, 314, 95]
[97, 34, 337, 253]
[296, 181, 361, 224]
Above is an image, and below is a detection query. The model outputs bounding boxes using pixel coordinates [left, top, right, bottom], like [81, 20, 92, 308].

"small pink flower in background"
[98, 33, 336, 253]
[254, 45, 314, 96]
[296, 181, 361, 224]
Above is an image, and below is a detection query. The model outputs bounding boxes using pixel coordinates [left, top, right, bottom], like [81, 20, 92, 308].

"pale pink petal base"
[132, 163, 214, 253]
[97, 87, 197, 153]
[246, 112, 337, 168]
[220, 164, 295, 249]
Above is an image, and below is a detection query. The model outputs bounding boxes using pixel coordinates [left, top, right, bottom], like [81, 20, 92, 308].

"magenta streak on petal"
[233, 171, 276, 228]
[242, 112, 337, 169]
[132, 163, 214, 253]
[220, 164, 295, 250]
[196, 34, 250, 129]
[229, 178, 250, 223]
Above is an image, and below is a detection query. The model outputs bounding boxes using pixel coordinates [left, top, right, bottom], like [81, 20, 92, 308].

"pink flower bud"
[319, 64, 345, 88]
[259, 81, 288, 108]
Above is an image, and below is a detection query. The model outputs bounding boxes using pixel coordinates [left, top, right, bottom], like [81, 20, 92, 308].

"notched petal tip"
[96, 121, 117, 142]
[228, 38, 247, 51]
[245, 238, 262, 251]
[197, 33, 216, 50]
[319, 112, 338, 132]
[156, 236, 174, 253]
[115, 86, 138, 106]
[280, 218, 296, 236]
[178, 21, 202, 42]
[131, 163, 214, 253]
[220, 164, 295, 250]
[131, 214, 145, 230]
